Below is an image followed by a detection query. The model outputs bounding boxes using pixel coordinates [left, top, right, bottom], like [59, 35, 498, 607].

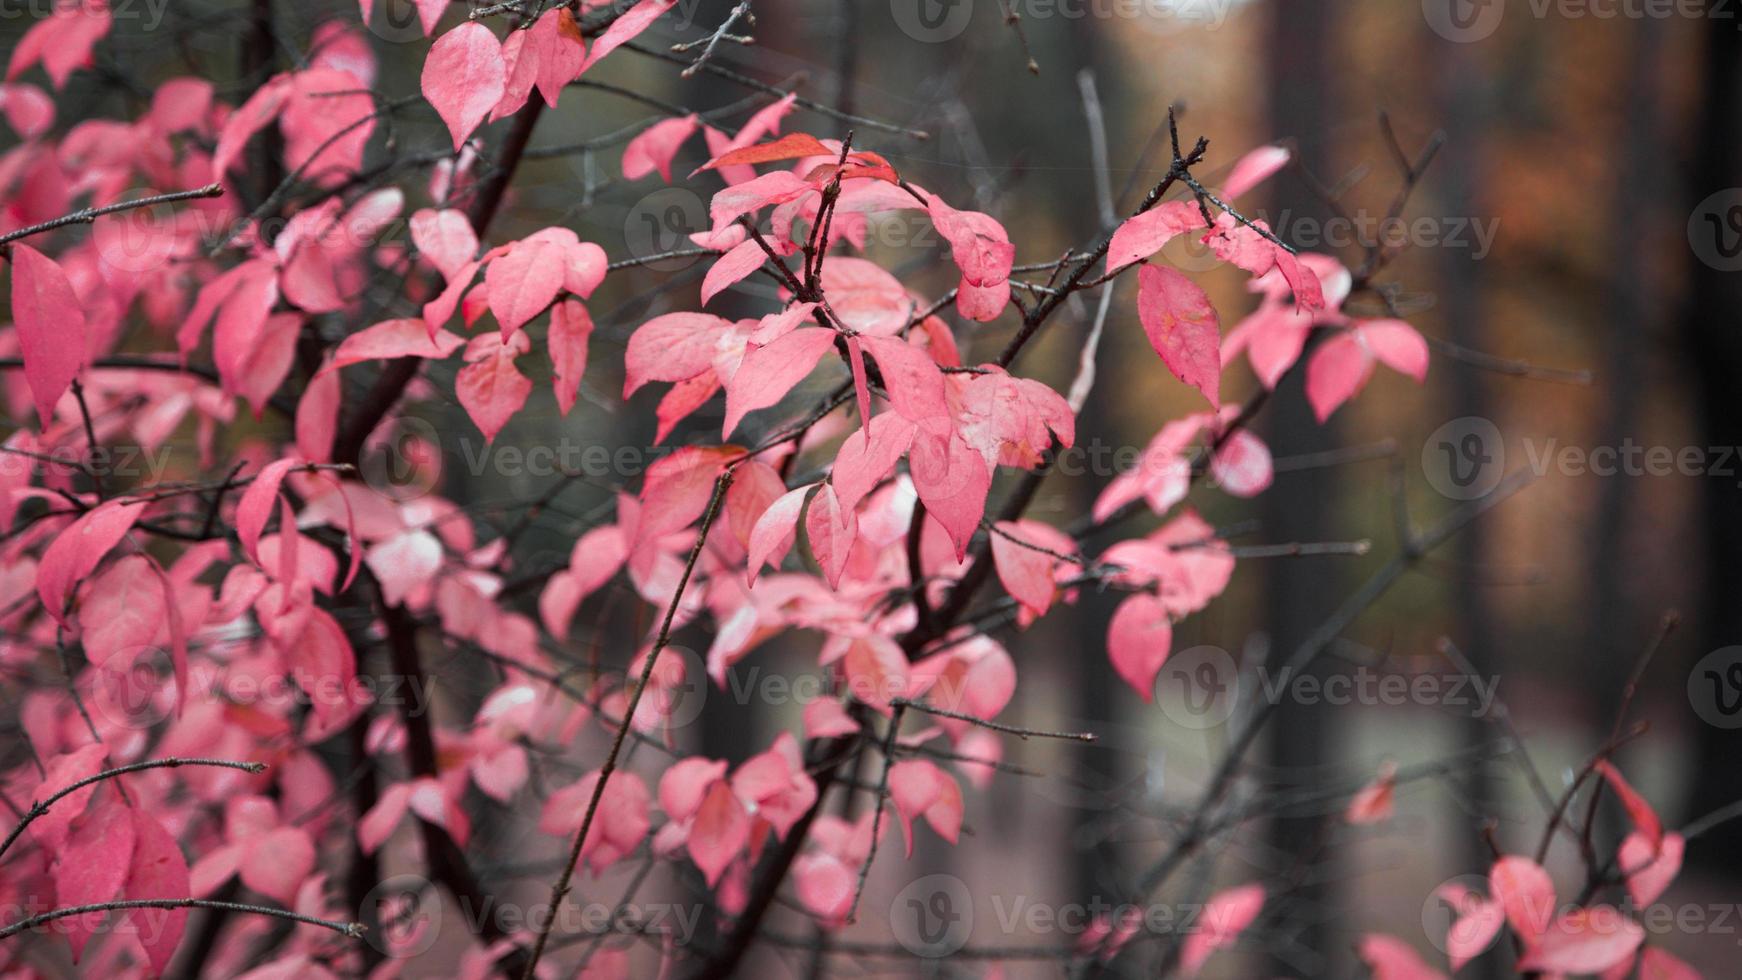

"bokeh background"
[9, 0, 1742, 975]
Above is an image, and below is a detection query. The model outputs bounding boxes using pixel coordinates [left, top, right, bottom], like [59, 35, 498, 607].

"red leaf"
[422, 23, 506, 150]
[701, 132, 833, 172]
[8, 243, 87, 425]
[30, 745, 107, 849]
[1136, 264, 1220, 409]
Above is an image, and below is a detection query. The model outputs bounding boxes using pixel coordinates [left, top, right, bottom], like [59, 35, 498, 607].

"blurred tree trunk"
[1587, 19, 1664, 847]
[1262, 0, 1342, 972]
[1679, 10, 1742, 876]
[1432, 33, 1503, 980]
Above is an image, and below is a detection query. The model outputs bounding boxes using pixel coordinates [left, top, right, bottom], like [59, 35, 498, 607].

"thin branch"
[0, 758, 265, 861]
[0, 184, 222, 250]
[519, 469, 736, 979]
[0, 899, 362, 941]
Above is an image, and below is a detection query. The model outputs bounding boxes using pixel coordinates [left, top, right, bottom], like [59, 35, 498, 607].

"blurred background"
[12, 0, 1742, 974]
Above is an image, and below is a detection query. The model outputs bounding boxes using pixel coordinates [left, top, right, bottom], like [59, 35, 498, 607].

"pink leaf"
[831, 413, 915, 512]
[1105, 200, 1204, 274]
[38, 499, 146, 627]
[455, 332, 533, 443]
[30, 745, 107, 849]
[746, 485, 810, 586]
[295, 365, 341, 462]
[989, 519, 1071, 617]
[1358, 935, 1447, 980]
[688, 780, 750, 887]
[1179, 884, 1264, 978]
[1619, 831, 1683, 907]
[1136, 264, 1220, 409]
[702, 237, 768, 305]
[623, 312, 732, 397]
[409, 208, 479, 281]
[1209, 429, 1273, 497]
[548, 298, 594, 416]
[804, 483, 856, 590]
[323, 318, 464, 374]
[723, 326, 837, 437]
[1359, 318, 1429, 382]
[907, 428, 990, 561]
[580, 0, 674, 72]
[1516, 906, 1644, 975]
[1108, 592, 1172, 701]
[623, 113, 699, 181]
[1489, 855, 1556, 944]
[1304, 332, 1372, 423]
[9, 244, 87, 425]
[236, 457, 302, 567]
[1596, 760, 1663, 851]
[55, 800, 136, 961]
[1221, 145, 1291, 199]
[366, 529, 443, 607]
[422, 23, 506, 150]
[486, 233, 569, 339]
[124, 808, 191, 976]
[240, 826, 315, 905]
